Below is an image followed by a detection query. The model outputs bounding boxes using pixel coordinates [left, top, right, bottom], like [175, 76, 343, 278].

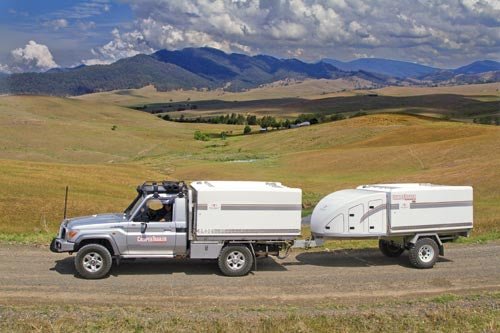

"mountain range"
[0, 47, 498, 96]
[322, 58, 500, 79]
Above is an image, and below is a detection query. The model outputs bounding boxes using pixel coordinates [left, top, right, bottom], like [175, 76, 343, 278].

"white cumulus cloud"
[81, 0, 500, 67]
[11, 41, 58, 71]
[83, 28, 154, 65]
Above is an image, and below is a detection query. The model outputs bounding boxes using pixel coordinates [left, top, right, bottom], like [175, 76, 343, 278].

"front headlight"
[67, 230, 79, 240]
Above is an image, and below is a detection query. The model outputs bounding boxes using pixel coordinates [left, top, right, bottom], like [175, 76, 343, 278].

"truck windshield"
[124, 195, 145, 220]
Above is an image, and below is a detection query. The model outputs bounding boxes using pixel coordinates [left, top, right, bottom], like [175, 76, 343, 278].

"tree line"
[158, 112, 358, 129]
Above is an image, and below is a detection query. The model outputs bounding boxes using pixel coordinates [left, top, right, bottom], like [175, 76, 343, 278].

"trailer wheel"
[408, 238, 438, 269]
[75, 244, 112, 279]
[218, 245, 253, 277]
[379, 239, 405, 257]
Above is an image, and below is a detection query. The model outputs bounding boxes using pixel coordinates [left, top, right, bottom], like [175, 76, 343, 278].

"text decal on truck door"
[136, 236, 167, 243]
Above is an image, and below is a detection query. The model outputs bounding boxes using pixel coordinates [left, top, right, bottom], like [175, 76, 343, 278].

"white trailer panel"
[311, 183, 473, 239]
[191, 181, 302, 239]
[360, 184, 473, 234]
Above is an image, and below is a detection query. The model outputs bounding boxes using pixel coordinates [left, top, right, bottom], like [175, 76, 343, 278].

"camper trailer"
[311, 183, 473, 268]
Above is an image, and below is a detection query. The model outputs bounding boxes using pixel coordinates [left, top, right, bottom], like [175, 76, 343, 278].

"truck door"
[126, 198, 177, 255]
[368, 199, 384, 233]
[348, 204, 364, 233]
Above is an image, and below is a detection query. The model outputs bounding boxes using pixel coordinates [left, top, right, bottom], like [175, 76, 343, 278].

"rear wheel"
[218, 245, 253, 277]
[409, 238, 439, 269]
[379, 239, 405, 257]
[75, 244, 112, 279]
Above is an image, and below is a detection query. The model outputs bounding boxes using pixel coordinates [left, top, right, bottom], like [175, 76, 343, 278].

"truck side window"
[133, 199, 173, 222]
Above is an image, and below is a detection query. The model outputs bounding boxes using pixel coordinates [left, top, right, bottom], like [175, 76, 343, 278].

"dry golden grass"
[73, 78, 371, 106]
[0, 96, 498, 239]
[374, 82, 500, 97]
[2, 292, 499, 333]
[74, 82, 499, 108]
[0, 95, 244, 163]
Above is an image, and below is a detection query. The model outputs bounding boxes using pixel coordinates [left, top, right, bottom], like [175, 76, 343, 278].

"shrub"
[243, 125, 251, 135]
[194, 131, 209, 141]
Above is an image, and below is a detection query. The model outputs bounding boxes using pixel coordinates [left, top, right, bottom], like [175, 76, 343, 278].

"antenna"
[63, 186, 69, 220]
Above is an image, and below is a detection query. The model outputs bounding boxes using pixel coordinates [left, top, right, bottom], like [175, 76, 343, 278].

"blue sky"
[0, 0, 499, 72]
[0, 0, 133, 70]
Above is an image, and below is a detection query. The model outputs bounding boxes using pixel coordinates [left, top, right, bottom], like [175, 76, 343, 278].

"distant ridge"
[453, 60, 500, 75]
[151, 47, 348, 91]
[0, 47, 498, 96]
[322, 58, 439, 78]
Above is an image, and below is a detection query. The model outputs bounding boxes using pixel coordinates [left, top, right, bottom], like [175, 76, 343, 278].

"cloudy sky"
[0, 0, 499, 72]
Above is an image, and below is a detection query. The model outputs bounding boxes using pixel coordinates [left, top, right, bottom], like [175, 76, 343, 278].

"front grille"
[60, 227, 66, 239]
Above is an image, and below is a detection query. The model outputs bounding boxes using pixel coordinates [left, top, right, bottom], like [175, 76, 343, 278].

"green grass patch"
[0, 232, 54, 245]
[456, 231, 500, 244]
[431, 293, 460, 304]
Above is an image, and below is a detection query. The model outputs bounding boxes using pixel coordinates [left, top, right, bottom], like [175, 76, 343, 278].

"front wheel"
[408, 238, 439, 269]
[75, 244, 112, 279]
[379, 239, 405, 257]
[218, 245, 254, 277]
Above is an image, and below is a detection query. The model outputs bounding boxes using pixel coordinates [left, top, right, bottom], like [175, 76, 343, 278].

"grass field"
[1, 292, 498, 332]
[0, 95, 499, 243]
[143, 93, 499, 122]
[74, 82, 500, 106]
[97, 82, 498, 124]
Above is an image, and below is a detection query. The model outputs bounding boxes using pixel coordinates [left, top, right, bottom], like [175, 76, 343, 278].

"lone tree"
[243, 125, 251, 135]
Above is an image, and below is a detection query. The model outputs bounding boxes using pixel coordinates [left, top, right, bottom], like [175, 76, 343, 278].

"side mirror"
[140, 222, 148, 233]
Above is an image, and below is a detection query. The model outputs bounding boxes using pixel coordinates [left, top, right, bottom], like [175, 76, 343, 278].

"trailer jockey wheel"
[378, 239, 405, 257]
[409, 238, 439, 269]
[218, 245, 254, 277]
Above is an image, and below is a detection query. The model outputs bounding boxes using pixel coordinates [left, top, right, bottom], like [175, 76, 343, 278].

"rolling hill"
[0, 95, 498, 240]
[1, 55, 215, 96]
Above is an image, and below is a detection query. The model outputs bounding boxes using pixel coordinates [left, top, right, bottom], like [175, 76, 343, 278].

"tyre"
[378, 239, 405, 257]
[75, 244, 112, 279]
[218, 245, 254, 277]
[408, 238, 439, 269]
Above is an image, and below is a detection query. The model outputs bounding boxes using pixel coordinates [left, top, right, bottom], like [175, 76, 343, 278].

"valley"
[0, 91, 498, 244]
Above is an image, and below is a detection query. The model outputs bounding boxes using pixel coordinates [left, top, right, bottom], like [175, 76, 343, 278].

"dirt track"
[0, 242, 499, 307]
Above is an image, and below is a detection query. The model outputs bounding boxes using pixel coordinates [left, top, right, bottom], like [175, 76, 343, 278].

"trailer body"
[310, 183, 473, 268]
[311, 183, 473, 239]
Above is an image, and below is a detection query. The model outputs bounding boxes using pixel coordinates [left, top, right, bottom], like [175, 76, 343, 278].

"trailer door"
[348, 204, 364, 233]
[368, 199, 384, 233]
